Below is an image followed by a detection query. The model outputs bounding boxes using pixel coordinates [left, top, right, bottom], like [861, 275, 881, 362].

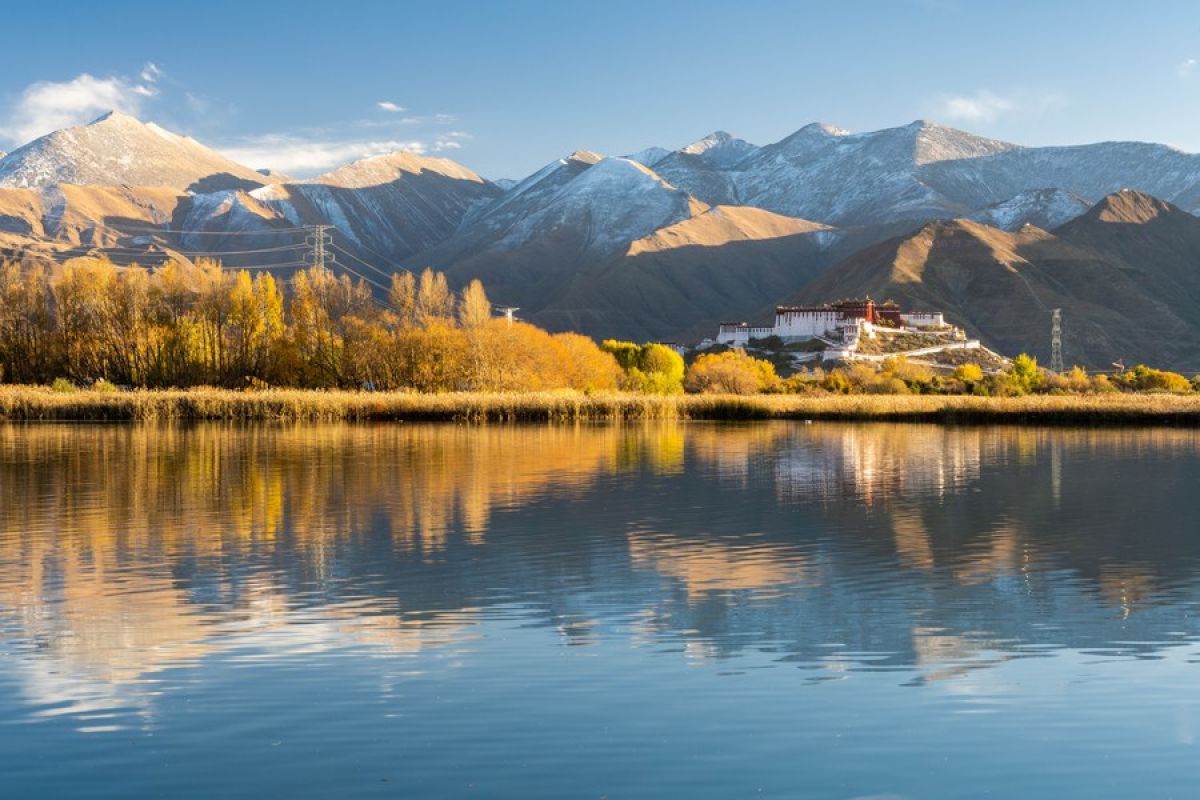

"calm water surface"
[1, 422, 1199, 798]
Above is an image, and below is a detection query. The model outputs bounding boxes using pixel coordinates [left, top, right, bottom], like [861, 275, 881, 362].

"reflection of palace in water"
[1, 422, 1199, 719]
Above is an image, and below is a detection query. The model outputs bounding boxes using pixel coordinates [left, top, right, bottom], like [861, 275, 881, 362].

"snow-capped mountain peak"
[565, 150, 604, 166]
[309, 150, 488, 188]
[0, 110, 287, 191]
[678, 130, 758, 168]
[490, 156, 699, 257]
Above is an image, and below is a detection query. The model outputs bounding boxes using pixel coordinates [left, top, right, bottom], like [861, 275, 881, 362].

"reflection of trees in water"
[1, 422, 1199, 707]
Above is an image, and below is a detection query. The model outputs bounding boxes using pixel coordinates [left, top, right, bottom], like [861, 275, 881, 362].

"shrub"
[953, 363, 984, 385]
[92, 379, 119, 393]
[1124, 364, 1193, 393]
[602, 341, 685, 394]
[1007, 354, 1042, 395]
[685, 350, 779, 394]
[50, 378, 77, 394]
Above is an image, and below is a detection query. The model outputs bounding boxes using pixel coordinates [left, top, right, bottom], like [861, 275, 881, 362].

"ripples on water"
[1, 422, 1199, 798]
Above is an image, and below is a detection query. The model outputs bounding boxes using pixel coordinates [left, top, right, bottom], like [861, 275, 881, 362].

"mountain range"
[3, 111, 1200, 369]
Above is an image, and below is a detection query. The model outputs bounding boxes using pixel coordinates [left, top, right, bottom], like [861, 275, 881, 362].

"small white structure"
[899, 312, 945, 329]
[715, 323, 774, 346]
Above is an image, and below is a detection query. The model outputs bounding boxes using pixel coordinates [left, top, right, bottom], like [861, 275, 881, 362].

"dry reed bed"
[2, 387, 1200, 425]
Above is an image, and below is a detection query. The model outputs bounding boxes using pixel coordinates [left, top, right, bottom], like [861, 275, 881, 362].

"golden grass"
[2, 386, 1200, 424]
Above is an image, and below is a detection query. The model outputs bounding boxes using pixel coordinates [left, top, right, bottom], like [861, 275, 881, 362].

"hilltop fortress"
[717, 299, 944, 347]
[709, 299, 1007, 371]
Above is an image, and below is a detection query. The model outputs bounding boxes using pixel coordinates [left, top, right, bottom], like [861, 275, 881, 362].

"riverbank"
[2, 386, 1199, 424]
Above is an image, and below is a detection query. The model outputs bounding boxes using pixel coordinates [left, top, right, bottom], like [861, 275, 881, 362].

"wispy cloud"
[140, 62, 165, 83]
[377, 100, 405, 112]
[933, 88, 1064, 126]
[218, 134, 429, 176]
[1178, 58, 1197, 79]
[0, 69, 163, 145]
[939, 90, 1016, 123]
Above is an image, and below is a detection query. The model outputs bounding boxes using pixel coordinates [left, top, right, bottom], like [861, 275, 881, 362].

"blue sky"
[2, 0, 1198, 179]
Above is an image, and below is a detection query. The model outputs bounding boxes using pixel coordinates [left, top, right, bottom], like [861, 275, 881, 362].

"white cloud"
[377, 100, 405, 112]
[1178, 58, 1197, 78]
[218, 134, 428, 176]
[0, 72, 160, 145]
[140, 62, 165, 83]
[939, 90, 1016, 123]
[433, 140, 462, 151]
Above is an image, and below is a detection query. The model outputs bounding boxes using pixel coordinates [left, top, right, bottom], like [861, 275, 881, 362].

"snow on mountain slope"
[624, 146, 670, 167]
[454, 150, 602, 238]
[428, 156, 709, 311]
[137, 148, 502, 261]
[0, 112, 285, 191]
[680, 131, 759, 168]
[923, 141, 1200, 213]
[243, 151, 501, 257]
[734, 120, 1018, 224]
[968, 188, 1091, 231]
[650, 131, 759, 207]
[310, 151, 488, 188]
[493, 157, 701, 258]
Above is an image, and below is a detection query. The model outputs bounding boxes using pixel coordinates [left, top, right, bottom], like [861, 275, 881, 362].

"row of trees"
[0, 258, 626, 392]
[2, 256, 1196, 396]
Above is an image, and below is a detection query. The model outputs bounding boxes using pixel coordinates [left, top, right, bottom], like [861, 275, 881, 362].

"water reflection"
[1, 422, 1199, 723]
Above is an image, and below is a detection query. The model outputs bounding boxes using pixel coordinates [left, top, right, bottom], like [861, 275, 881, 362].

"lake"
[1, 422, 1199, 798]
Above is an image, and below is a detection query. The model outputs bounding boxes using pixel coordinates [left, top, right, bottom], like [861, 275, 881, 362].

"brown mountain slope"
[790, 202, 1200, 370]
[1054, 190, 1200, 323]
[529, 207, 919, 342]
[533, 206, 836, 340]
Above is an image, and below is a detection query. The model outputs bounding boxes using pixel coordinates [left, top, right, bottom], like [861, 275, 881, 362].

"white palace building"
[715, 299, 945, 350]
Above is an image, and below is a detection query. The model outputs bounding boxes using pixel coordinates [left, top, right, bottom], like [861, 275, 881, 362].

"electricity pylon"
[1050, 308, 1064, 373]
[306, 224, 335, 270]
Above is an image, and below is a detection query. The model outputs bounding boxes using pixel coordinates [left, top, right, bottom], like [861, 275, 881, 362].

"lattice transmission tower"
[306, 224, 335, 270]
[1050, 308, 1064, 373]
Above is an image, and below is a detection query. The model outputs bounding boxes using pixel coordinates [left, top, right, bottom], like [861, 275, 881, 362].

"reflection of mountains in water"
[1, 422, 1199, 706]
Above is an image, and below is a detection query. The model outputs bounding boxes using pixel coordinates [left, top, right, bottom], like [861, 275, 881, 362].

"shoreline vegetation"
[3, 386, 1200, 425]
[4, 257, 1199, 427]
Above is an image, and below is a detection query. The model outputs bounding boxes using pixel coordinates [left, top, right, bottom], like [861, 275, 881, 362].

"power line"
[89, 243, 310, 257]
[107, 225, 309, 237]
[334, 233, 417, 278]
[326, 243, 398, 283]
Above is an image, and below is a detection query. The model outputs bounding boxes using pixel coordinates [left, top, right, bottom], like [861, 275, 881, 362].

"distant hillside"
[788, 191, 1200, 371]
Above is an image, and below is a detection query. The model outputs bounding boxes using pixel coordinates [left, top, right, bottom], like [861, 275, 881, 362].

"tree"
[685, 350, 778, 394]
[600, 340, 641, 370]
[1007, 353, 1042, 395]
[388, 272, 417, 328]
[458, 279, 492, 329]
[553, 333, 622, 392]
[415, 268, 455, 326]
